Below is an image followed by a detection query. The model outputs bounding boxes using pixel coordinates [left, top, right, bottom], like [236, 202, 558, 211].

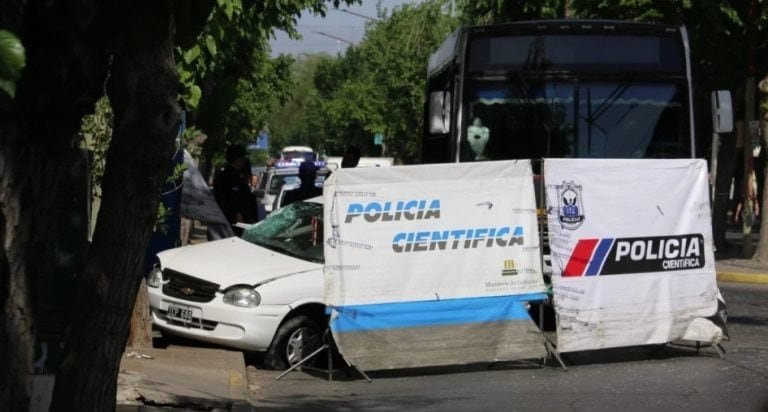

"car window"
[269, 174, 299, 194]
[242, 201, 324, 263]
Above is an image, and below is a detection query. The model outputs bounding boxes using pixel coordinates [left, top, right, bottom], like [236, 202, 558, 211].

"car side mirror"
[711, 90, 733, 134]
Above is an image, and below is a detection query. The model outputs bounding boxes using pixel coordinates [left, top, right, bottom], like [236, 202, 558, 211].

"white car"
[147, 197, 326, 369]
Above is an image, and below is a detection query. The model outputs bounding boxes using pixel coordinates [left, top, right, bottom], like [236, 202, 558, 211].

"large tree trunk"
[1, 2, 111, 409]
[0, 138, 35, 412]
[754, 75, 768, 262]
[50, 1, 180, 410]
[127, 279, 153, 348]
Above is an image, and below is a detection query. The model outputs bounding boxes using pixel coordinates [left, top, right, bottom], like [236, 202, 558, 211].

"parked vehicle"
[324, 156, 394, 170]
[280, 145, 316, 163]
[254, 161, 328, 215]
[147, 197, 326, 369]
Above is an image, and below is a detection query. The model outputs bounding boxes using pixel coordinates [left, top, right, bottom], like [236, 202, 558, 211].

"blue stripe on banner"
[586, 238, 614, 276]
[330, 293, 547, 333]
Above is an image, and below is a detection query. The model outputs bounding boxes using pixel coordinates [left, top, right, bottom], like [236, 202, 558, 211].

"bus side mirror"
[429, 91, 451, 134]
[711, 90, 733, 134]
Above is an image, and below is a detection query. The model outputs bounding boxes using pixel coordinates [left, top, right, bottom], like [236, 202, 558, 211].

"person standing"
[283, 161, 323, 207]
[213, 144, 251, 233]
[341, 146, 361, 168]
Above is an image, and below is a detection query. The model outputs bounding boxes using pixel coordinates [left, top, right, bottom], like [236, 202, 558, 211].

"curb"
[716, 271, 768, 284]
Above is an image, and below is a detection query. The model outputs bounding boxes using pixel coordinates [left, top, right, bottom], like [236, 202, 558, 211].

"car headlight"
[223, 286, 260, 308]
[147, 266, 163, 288]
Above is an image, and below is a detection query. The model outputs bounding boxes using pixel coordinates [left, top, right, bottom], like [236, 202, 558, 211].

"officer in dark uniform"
[213, 144, 252, 234]
[283, 161, 323, 207]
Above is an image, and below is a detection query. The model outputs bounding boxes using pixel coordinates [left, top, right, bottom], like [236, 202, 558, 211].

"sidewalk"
[716, 258, 768, 284]
[715, 230, 768, 284]
[117, 345, 252, 411]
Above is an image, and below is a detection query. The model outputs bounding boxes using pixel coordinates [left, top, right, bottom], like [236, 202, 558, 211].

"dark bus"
[422, 20, 698, 164]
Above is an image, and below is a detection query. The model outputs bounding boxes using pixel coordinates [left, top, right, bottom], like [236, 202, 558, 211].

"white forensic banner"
[324, 161, 548, 370]
[545, 158, 724, 353]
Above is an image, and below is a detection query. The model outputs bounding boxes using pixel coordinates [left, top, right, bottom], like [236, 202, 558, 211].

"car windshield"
[242, 201, 324, 263]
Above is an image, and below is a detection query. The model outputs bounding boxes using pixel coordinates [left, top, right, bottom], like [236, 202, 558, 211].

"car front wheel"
[264, 315, 323, 370]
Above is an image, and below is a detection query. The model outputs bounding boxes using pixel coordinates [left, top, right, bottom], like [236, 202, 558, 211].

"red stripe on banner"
[563, 239, 598, 277]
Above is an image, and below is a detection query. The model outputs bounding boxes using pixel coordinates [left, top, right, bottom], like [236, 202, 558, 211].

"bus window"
[576, 82, 686, 158]
[461, 80, 574, 162]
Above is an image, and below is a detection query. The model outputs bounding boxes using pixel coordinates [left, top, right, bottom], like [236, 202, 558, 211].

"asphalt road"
[247, 282, 768, 412]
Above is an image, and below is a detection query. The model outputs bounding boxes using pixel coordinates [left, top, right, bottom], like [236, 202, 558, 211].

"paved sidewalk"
[117, 346, 252, 411]
[716, 258, 768, 283]
[715, 230, 768, 284]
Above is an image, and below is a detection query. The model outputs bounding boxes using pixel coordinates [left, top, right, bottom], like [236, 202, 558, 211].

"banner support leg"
[545, 340, 568, 371]
[275, 329, 374, 382]
[713, 343, 726, 358]
[354, 365, 373, 383]
[276, 343, 330, 381]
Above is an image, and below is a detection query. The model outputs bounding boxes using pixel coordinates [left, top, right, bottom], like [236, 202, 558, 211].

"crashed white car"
[147, 197, 325, 369]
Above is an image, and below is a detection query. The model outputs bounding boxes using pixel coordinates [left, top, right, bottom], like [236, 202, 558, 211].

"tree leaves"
[0, 30, 26, 98]
[278, 0, 458, 162]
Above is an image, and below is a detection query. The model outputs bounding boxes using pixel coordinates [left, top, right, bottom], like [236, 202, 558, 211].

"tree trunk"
[1, 2, 111, 409]
[0, 141, 35, 412]
[126, 279, 153, 348]
[754, 75, 768, 262]
[50, 1, 180, 410]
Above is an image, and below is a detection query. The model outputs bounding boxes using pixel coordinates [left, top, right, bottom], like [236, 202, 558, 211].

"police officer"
[283, 161, 323, 207]
[213, 144, 252, 234]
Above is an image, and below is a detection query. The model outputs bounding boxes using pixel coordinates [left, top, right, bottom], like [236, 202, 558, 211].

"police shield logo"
[556, 181, 585, 230]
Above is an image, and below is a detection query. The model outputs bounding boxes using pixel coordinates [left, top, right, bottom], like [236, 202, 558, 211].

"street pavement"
[117, 232, 768, 411]
[116, 346, 251, 411]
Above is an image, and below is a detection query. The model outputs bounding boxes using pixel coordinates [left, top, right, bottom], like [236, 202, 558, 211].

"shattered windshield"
[242, 201, 324, 263]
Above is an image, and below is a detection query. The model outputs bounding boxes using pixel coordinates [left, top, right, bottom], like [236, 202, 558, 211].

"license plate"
[167, 304, 194, 322]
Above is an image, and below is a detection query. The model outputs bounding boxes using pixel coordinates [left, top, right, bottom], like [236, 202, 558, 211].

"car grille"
[156, 309, 218, 331]
[162, 269, 220, 303]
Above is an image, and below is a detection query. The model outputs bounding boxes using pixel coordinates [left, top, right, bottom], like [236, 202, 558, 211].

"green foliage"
[153, 203, 171, 235]
[79, 97, 114, 202]
[284, 0, 459, 163]
[457, 0, 564, 24]
[569, 0, 694, 23]
[267, 54, 329, 155]
[167, 163, 188, 187]
[176, 0, 359, 168]
[0, 30, 26, 98]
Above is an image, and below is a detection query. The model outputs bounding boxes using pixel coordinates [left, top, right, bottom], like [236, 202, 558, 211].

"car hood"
[156, 237, 321, 287]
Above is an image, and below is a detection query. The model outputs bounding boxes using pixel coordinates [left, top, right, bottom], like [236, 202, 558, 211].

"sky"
[270, 0, 421, 57]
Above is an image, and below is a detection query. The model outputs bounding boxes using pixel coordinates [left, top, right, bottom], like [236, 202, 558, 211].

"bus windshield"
[461, 79, 688, 161]
[422, 22, 695, 165]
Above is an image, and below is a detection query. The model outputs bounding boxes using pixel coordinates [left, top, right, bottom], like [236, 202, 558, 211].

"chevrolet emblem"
[180, 287, 195, 296]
